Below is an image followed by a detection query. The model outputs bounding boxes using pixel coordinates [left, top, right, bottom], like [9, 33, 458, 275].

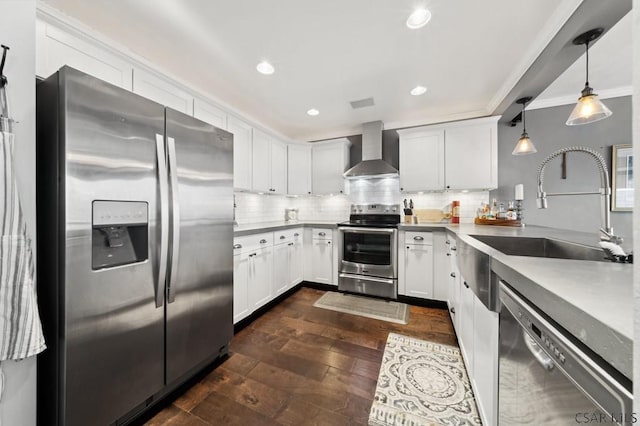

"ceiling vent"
[349, 97, 375, 109]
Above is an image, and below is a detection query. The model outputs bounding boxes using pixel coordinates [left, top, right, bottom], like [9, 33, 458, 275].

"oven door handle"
[339, 273, 395, 285]
[338, 227, 396, 235]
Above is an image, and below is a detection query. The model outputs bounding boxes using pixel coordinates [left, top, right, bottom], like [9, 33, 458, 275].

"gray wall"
[491, 96, 633, 248]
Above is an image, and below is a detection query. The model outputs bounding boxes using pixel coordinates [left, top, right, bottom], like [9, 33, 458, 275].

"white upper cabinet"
[312, 139, 350, 195]
[132, 68, 194, 114]
[396, 116, 499, 192]
[445, 119, 498, 190]
[227, 116, 253, 191]
[287, 144, 312, 196]
[251, 130, 287, 194]
[398, 128, 445, 192]
[193, 98, 227, 130]
[270, 139, 287, 194]
[36, 20, 133, 89]
[252, 129, 272, 193]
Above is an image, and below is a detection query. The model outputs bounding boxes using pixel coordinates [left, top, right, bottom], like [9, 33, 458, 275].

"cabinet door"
[133, 68, 193, 114]
[194, 98, 227, 130]
[432, 232, 448, 302]
[311, 240, 333, 284]
[233, 253, 250, 324]
[37, 21, 133, 89]
[249, 247, 273, 310]
[459, 278, 475, 375]
[404, 244, 434, 299]
[445, 124, 496, 190]
[289, 241, 304, 288]
[252, 129, 272, 193]
[227, 116, 252, 191]
[287, 144, 312, 195]
[273, 243, 289, 296]
[312, 144, 346, 195]
[399, 129, 445, 192]
[270, 139, 287, 194]
[473, 298, 499, 426]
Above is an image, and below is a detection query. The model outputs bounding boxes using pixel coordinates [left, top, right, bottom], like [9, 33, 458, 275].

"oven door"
[338, 227, 397, 279]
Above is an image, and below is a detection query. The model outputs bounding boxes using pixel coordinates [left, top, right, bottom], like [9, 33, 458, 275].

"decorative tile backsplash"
[235, 177, 489, 224]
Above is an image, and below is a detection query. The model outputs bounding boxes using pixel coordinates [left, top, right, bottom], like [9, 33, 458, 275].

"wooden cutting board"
[413, 209, 451, 223]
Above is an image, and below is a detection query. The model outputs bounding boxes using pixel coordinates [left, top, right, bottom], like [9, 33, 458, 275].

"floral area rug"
[369, 333, 482, 426]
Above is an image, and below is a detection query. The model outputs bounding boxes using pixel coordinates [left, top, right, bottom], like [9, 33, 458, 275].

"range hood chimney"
[343, 121, 399, 179]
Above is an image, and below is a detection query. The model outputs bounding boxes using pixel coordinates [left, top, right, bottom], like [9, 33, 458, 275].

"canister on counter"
[452, 200, 460, 224]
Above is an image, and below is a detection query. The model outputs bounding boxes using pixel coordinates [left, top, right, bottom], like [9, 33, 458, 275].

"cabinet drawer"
[405, 232, 433, 245]
[274, 227, 304, 245]
[312, 228, 333, 240]
[234, 232, 273, 253]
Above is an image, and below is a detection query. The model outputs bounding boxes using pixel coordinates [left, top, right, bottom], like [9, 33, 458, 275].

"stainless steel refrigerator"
[35, 67, 233, 426]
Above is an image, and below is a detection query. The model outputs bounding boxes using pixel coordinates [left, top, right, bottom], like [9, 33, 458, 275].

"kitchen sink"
[469, 235, 608, 262]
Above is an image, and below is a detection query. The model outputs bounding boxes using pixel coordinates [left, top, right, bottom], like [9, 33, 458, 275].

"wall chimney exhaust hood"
[343, 121, 399, 179]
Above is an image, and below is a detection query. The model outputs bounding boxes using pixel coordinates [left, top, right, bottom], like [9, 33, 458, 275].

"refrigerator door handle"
[155, 133, 169, 308]
[167, 136, 180, 304]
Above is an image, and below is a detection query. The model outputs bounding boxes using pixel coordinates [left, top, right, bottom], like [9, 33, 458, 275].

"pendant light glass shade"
[512, 132, 537, 155]
[512, 96, 537, 155]
[566, 86, 612, 125]
[566, 28, 612, 126]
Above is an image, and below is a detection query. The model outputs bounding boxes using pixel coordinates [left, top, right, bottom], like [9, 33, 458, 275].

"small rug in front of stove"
[369, 333, 482, 426]
[313, 291, 409, 324]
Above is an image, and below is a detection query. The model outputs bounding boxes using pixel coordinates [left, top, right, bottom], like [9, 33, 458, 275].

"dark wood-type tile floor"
[146, 287, 457, 425]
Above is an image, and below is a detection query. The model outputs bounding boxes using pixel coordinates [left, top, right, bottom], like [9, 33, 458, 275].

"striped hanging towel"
[0, 130, 46, 402]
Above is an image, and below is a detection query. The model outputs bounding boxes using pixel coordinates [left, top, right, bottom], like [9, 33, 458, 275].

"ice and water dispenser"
[92, 201, 149, 270]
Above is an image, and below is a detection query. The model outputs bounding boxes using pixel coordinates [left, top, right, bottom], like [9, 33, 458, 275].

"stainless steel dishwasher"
[498, 282, 633, 425]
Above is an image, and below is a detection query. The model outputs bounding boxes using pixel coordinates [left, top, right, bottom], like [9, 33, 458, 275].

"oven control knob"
[392, 207, 397, 212]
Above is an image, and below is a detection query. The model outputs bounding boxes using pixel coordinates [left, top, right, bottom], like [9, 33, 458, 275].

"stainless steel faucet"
[536, 146, 622, 244]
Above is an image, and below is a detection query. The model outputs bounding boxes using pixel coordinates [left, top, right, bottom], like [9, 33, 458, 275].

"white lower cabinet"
[404, 242, 434, 299]
[289, 237, 304, 287]
[473, 296, 499, 426]
[273, 241, 289, 296]
[233, 251, 250, 324]
[310, 229, 334, 285]
[249, 247, 273, 311]
[458, 278, 475, 376]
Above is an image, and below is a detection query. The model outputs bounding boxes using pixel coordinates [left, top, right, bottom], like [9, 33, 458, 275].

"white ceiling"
[530, 11, 632, 110]
[42, 0, 588, 141]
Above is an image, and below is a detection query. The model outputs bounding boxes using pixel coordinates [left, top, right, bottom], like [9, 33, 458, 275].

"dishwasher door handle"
[523, 330, 554, 371]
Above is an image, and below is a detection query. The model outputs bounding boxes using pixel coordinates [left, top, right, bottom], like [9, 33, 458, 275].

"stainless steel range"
[338, 204, 400, 299]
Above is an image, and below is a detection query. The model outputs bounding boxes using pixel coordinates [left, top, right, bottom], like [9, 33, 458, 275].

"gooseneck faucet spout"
[536, 146, 622, 244]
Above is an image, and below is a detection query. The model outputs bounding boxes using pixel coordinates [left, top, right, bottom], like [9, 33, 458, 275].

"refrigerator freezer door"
[164, 108, 234, 384]
[58, 68, 166, 425]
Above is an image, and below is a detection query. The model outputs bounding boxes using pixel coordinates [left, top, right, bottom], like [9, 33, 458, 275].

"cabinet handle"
[294, 233, 299, 237]
[463, 281, 469, 289]
[446, 253, 451, 257]
[259, 239, 267, 244]
[450, 307, 455, 314]
[413, 236, 424, 241]
[308, 191, 311, 194]
[446, 185, 450, 189]
[450, 272, 456, 278]
[451, 247, 457, 251]
[406, 246, 410, 250]
[400, 187, 404, 191]
[445, 240, 450, 245]
[280, 235, 286, 240]
[249, 253, 257, 257]
[233, 243, 242, 249]
[318, 232, 326, 236]
[288, 242, 294, 246]
[327, 241, 331, 245]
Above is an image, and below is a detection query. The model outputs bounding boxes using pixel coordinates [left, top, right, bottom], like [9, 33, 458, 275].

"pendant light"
[512, 97, 537, 155]
[566, 28, 612, 126]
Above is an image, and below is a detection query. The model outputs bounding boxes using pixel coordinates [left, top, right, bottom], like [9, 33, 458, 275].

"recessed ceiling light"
[410, 85, 428, 96]
[256, 61, 275, 75]
[406, 8, 431, 29]
[307, 108, 320, 116]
